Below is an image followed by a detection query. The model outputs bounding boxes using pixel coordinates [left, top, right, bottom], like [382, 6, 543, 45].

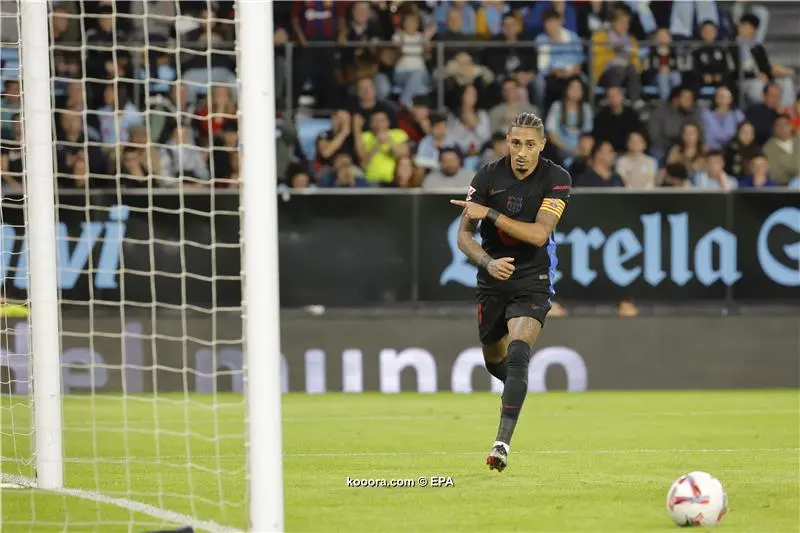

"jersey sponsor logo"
[506, 196, 523, 215]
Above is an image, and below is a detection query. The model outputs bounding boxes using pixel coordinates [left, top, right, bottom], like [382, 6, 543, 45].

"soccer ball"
[666, 471, 727, 527]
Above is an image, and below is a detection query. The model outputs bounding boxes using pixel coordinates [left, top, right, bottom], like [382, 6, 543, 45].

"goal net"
[1, 1, 279, 531]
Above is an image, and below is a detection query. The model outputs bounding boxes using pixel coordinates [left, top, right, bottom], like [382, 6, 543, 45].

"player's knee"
[482, 343, 505, 364]
[506, 339, 531, 371]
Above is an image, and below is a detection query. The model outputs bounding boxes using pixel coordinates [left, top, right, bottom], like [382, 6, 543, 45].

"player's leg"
[482, 336, 509, 383]
[477, 293, 510, 383]
[486, 293, 550, 472]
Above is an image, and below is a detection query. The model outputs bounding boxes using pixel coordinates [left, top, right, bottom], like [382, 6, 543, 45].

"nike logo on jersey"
[489, 188, 508, 196]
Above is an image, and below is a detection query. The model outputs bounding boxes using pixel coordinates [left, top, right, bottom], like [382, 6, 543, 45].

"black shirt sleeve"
[466, 163, 492, 204]
[539, 164, 572, 218]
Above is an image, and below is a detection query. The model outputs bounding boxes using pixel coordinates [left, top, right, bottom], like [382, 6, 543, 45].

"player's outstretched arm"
[492, 206, 562, 247]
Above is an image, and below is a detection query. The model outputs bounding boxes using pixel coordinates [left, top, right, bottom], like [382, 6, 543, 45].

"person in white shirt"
[692, 150, 738, 190]
[392, 10, 434, 108]
[616, 130, 658, 188]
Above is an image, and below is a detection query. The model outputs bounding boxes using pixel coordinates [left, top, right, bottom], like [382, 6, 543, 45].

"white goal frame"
[17, 0, 284, 530]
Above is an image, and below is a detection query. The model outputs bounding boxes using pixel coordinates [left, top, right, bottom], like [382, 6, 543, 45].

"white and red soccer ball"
[666, 471, 728, 527]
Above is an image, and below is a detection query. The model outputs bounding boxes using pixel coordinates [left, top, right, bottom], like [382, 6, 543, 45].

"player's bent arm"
[456, 213, 492, 269]
[492, 204, 563, 247]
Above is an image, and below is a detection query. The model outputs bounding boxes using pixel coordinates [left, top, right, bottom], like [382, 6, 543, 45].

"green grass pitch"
[2, 390, 798, 532]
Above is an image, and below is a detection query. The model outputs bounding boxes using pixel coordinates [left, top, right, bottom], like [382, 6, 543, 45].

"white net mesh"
[1, 1, 250, 530]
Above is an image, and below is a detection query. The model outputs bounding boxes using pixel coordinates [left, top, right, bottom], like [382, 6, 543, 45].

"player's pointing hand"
[450, 199, 489, 221]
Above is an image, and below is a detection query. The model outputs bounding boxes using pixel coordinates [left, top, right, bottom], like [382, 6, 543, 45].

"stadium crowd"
[0, 0, 799, 192]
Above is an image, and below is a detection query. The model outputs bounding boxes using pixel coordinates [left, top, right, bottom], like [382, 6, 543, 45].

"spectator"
[396, 95, 432, 144]
[702, 86, 745, 150]
[545, 77, 593, 160]
[692, 150, 737, 189]
[643, 27, 681, 101]
[437, 51, 495, 112]
[576, 0, 612, 39]
[55, 112, 108, 182]
[666, 122, 707, 177]
[211, 120, 239, 186]
[149, 83, 196, 145]
[118, 146, 150, 189]
[762, 115, 800, 185]
[276, 117, 300, 182]
[0, 80, 21, 139]
[593, 86, 643, 154]
[489, 78, 540, 134]
[724, 120, 761, 178]
[788, 92, 800, 133]
[661, 162, 692, 188]
[534, 9, 585, 111]
[591, 4, 642, 104]
[392, 155, 422, 188]
[318, 153, 369, 188]
[196, 85, 237, 146]
[435, 1, 476, 35]
[730, 1, 770, 43]
[435, 4, 473, 61]
[290, 0, 346, 109]
[482, 13, 533, 88]
[738, 153, 780, 188]
[522, 0, 579, 37]
[92, 83, 144, 145]
[422, 147, 475, 189]
[647, 86, 703, 161]
[669, 0, 719, 40]
[746, 83, 782, 145]
[574, 140, 624, 187]
[0, 114, 23, 191]
[392, 9, 434, 108]
[415, 112, 457, 170]
[616, 131, 658, 188]
[109, 124, 161, 179]
[349, 76, 397, 127]
[566, 132, 594, 176]
[475, 0, 508, 39]
[480, 132, 509, 166]
[315, 110, 357, 174]
[692, 20, 735, 90]
[84, 5, 131, 83]
[735, 14, 795, 109]
[356, 110, 410, 185]
[448, 85, 491, 157]
[159, 126, 210, 187]
[288, 167, 313, 189]
[337, 1, 391, 101]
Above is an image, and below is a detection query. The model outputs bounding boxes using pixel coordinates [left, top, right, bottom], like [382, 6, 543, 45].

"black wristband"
[486, 209, 500, 223]
[478, 255, 492, 270]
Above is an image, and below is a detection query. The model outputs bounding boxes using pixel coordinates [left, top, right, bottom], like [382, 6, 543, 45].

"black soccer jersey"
[466, 156, 572, 292]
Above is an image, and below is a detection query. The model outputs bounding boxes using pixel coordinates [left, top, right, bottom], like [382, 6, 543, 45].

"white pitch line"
[4, 447, 797, 463]
[0, 473, 243, 533]
[50, 409, 800, 428]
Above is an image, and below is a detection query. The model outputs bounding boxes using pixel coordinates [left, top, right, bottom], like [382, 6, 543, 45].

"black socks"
[485, 360, 507, 383]
[496, 339, 531, 445]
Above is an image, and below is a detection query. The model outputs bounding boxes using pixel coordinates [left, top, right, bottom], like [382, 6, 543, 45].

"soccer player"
[449, 112, 571, 473]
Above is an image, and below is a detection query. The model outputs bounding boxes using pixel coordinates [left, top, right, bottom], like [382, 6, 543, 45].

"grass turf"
[1, 390, 798, 532]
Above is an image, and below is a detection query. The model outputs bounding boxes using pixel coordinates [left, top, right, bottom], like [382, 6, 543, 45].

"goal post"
[238, 0, 285, 531]
[19, 0, 63, 491]
[1, 0, 284, 530]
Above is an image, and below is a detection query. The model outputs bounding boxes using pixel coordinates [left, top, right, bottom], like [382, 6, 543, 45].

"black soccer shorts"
[476, 289, 552, 345]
